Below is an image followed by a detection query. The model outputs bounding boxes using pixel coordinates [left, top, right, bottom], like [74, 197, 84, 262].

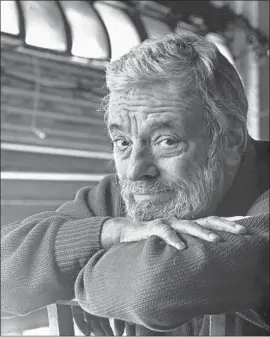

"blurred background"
[1, 0, 269, 335]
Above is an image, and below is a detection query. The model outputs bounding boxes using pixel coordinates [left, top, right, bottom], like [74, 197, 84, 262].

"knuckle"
[147, 220, 171, 238]
[163, 226, 174, 235]
[178, 220, 191, 229]
[185, 220, 199, 229]
[159, 224, 175, 237]
[160, 224, 172, 234]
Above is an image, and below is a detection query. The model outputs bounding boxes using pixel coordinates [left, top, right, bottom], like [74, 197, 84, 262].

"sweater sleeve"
[1, 184, 111, 316]
[75, 191, 269, 332]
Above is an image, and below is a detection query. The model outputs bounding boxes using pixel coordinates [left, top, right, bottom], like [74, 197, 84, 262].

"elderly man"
[2, 32, 269, 336]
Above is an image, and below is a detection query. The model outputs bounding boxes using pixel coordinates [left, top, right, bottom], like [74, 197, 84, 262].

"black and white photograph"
[1, 0, 269, 336]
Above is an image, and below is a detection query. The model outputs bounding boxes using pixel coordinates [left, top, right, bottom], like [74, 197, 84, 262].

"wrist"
[101, 218, 124, 249]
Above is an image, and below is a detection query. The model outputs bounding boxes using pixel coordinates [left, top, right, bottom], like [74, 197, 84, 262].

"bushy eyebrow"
[108, 119, 184, 136]
[151, 121, 177, 130]
[108, 123, 122, 134]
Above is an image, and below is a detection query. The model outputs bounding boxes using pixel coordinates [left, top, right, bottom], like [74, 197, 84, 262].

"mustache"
[120, 179, 180, 195]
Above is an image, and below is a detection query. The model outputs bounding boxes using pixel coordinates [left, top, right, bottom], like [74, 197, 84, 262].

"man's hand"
[101, 216, 247, 250]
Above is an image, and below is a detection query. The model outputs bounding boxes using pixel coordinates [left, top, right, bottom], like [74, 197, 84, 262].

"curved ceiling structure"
[1, 0, 20, 36]
[20, 1, 67, 52]
[0, 0, 174, 62]
[2, 0, 265, 65]
[60, 0, 110, 59]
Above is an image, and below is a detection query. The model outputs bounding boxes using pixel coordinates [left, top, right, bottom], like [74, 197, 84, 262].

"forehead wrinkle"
[108, 109, 127, 134]
[109, 84, 197, 119]
[108, 111, 143, 136]
[109, 109, 195, 136]
[108, 113, 204, 140]
[145, 115, 187, 135]
[108, 88, 205, 137]
[110, 100, 193, 120]
[130, 113, 139, 137]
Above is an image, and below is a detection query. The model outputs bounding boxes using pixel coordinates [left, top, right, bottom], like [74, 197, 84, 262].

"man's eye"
[156, 138, 180, 148]
[113, 139, 130, 150]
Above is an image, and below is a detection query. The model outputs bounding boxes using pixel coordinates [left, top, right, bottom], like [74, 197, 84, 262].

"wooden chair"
[47, 301, 229, 336]
[47, 300, 80, 336]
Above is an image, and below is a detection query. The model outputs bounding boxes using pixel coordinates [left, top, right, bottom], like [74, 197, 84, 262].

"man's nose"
[126, 147, 159, 181]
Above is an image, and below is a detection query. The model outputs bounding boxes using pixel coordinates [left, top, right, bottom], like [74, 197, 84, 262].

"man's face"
[108, 83, 225, 221]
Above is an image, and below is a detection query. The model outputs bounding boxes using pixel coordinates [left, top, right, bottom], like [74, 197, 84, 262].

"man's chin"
[124, 196, 212, 222]
[125, 198, 180, 221]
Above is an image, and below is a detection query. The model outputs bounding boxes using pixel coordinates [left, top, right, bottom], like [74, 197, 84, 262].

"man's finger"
[121, 222, 185, 250]
[171, 219, 220, 242]
[151, 223, 186, 250]
[196, 216, 247, 234]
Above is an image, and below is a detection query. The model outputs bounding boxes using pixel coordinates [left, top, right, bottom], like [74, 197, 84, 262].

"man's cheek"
[160, 158, 192, 184]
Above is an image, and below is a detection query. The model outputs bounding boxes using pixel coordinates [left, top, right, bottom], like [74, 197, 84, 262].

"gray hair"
[103, 31, 248, 156]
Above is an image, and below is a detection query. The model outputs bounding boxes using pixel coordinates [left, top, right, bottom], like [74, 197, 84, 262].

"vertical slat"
[209, 314, 226, 336]
[47, 303, 75, 336]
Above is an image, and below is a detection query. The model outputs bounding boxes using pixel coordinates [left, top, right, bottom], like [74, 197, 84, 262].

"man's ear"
[224, 126, 247, 167]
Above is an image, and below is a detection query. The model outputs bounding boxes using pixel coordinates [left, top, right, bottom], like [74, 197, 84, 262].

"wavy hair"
[102, 31, 248, 157]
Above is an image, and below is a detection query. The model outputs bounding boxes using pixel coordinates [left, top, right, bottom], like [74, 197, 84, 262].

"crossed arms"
[75, 210, 269, 331]
[1, 180, 269, 331]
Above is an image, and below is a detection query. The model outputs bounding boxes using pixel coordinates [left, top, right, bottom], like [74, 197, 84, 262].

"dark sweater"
[1, 142, 269, 335]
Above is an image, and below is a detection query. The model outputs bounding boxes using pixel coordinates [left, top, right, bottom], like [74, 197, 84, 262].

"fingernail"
[176, 243, 186, 250]
[208, 234, 220, 241]
[234, 224, 247, 232]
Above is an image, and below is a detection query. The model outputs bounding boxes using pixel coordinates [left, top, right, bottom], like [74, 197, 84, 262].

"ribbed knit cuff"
[55, 217, 111, 274]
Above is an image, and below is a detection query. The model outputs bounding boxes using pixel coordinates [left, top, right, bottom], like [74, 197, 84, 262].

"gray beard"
[120, 155, 224, 221]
